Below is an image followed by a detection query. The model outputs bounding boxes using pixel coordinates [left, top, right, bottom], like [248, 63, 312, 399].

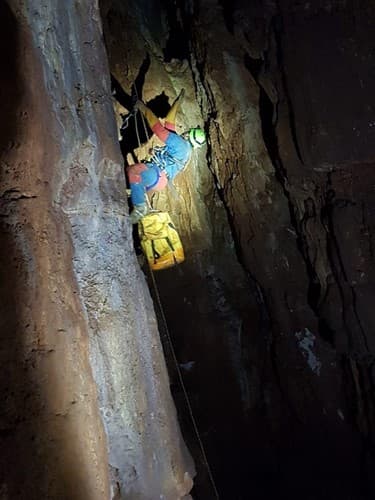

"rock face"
[103, 0, 375, 498]
[2, 0, 375, 498]
[0, 1, 194, 499]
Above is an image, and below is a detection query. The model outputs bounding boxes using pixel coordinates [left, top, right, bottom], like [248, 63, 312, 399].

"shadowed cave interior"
[102, 1, 375, 498]
[1, 0, 375, 499]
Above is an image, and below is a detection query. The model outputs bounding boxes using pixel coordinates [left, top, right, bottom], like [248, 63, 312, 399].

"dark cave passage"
[161, 0, 191, 62]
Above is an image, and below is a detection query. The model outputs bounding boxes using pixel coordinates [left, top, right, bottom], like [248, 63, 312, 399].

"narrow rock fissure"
[250, 50, 327, 344]
[324, 178, 370, 356]
[250, 37, 353, 362]
[271, 11, 305, 166]
[162, 0, 190, 62]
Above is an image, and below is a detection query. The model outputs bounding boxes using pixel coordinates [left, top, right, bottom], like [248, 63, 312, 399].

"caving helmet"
[188, 127, 206, 148]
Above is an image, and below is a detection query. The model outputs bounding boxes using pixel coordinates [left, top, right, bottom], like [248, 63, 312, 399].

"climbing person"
[126, 89, 206, 224]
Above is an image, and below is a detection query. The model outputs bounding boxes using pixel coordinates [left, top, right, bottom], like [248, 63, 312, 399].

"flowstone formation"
[103, 0, 375, 498]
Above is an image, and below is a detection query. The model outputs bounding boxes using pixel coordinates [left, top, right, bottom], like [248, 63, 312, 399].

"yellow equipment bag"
[138, 211, 185, 271]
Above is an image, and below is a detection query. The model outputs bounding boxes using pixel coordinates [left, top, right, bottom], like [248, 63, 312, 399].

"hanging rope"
[133, 83, 150, 143]
[134, 109, 141, 151]
[130, 83, 220, 498]
[148, 266, 220, 500]
[139, 108, 150, 143]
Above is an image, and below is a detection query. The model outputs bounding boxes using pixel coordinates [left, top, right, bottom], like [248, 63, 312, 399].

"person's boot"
[129, 203, 149, 224]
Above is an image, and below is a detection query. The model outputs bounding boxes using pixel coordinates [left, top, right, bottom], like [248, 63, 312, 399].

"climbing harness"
[147, 146, 186, 202]
[126, 85, 220, 498]
[150, 145, 187, 176]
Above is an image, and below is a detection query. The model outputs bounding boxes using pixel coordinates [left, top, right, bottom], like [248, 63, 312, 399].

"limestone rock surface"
[0, 1, 194, 498]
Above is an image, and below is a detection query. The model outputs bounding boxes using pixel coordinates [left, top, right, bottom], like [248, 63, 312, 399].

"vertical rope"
[134, 109, 141, 150]
[148, 266, 220, 499]
[140, 109, 150, 142]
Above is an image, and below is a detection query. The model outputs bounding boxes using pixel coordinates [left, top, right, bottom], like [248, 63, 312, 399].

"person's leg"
[126, 163, 148, 205]
[165, 89, 185, 131]
[137, 100, 170, 142]
[149, 90, 186, 142]
[137, 90, 185, 143]
[137, 101, 159, 129]
[126, 163, 160, 223]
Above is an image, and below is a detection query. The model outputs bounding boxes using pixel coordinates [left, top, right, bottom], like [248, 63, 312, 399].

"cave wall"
[193, 0, 375, 497]
[0, 1, 194, 498]
[192, 0, 375, 497]
[102, 1, 263, 496]
[103, 0, 375, 498]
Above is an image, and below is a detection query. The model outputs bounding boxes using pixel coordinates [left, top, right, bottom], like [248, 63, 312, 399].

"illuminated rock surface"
[1, 0, 375, 499]
[0, 1, 193, 498]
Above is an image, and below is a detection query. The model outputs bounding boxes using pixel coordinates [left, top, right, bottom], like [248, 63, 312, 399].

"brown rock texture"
[2, 0, 375, 497]
[103, 0, 375, 498]
[0, 1, 194, 499]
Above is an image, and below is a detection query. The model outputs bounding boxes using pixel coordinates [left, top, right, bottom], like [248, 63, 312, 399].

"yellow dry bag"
[138, 211, 185, 271]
